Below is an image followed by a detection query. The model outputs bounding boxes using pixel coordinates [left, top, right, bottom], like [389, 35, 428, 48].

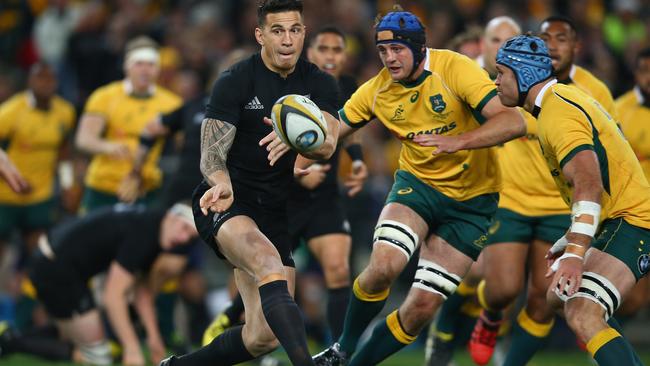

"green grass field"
[5, 349, 650, 365]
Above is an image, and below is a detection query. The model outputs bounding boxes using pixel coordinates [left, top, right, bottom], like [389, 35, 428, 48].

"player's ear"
[255, 27, 264, 46]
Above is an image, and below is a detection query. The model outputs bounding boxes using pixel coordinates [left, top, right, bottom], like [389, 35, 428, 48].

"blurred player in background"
[614, 47, 650, 321]
[445, 26, 483, 60]
[0, 62, 76, 330]
[313, 7, 525, 366]
[161, 1, 340, 365]
[75, 36, 182, 213]
[0, 203, 197, 366]
[426, 16, 523, 366]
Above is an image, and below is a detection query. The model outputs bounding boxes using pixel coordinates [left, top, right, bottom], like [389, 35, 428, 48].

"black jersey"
[47, 205, 179, 280]
[205, 53, 339, 207]
[161, 95, 206, 185]
[289, 75, 358, 200]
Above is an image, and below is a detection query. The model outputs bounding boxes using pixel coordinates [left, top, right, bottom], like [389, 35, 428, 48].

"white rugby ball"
[270, 94, 327, 153]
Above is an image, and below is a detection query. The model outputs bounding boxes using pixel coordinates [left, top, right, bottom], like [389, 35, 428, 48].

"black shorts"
[192, 181, 295, 267]
[288, 193, 350, 250]
[29, 253, 95, 319]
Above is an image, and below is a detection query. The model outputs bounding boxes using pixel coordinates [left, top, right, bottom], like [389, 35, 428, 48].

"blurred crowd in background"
[1, 0, 650, 353]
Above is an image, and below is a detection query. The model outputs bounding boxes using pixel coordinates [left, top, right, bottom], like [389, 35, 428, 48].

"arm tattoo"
[199, 118, 236, 180]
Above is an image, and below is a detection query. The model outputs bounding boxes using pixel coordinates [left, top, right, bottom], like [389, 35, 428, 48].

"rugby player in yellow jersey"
[312, 8, 525, 366]
[75, 36, 182, 212]
[613, 47, 650, 321]
[421, 34, 650, 366]
[426, 17, 523, 366]
[0, 62, 75, 259]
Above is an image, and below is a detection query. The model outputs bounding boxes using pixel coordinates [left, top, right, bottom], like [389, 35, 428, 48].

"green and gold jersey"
[0, 92, 75, 204]
[616, 87, 650, 183]
[496, 64, 618, 216]
[536, 81, 650, 229]
[340, 48, 500, 200]
[82, 81, 182, 194]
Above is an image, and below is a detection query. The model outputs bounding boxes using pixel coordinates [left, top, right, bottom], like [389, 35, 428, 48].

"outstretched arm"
[413, 97, 525, 154]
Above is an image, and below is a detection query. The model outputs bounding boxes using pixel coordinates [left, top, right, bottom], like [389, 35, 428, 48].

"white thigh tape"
[412, 259, 461, 300]
[373, 220, 419, 260]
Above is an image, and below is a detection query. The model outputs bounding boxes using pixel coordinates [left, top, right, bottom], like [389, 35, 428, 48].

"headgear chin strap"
[375, 11, 426, 79]
[496, 35, 553, 106]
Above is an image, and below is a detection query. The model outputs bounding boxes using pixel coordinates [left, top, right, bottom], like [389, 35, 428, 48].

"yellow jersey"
[340, 48, 500, 201]
[0, 92, 75, 204]
[496, 64, 618, 216]
[82, 81, 182, 194]
[536, 81, 650, 229]
[616, 87, 650, 182]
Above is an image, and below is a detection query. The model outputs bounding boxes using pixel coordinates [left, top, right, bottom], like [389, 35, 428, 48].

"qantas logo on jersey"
[244, 96, 265, 110]
[404, 121, 457, 140]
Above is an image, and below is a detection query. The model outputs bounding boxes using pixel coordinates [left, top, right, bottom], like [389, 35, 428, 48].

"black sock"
[327, 287, 350, 340]
[225, 294, 245, 325]
[8, 332, 73, 361]
[184, 298, 210, 345]
[171, 325, 253, 365]
[259, 280, 314, 366]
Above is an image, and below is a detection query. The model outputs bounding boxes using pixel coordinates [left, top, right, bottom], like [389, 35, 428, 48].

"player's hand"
[105, 142, 132, 160]
[122, 345, 145, 366]
[260, 117, 290, 166]
[0, 150, 30, 194]
[117, 172, 142, 203]
[413, 134, 466, 155]
[548, 256, 583, 298]
[545, 234, 568, 268]
[344, 160, 368, 197]
[199, 183, 234, 215]
[147, 336, 166, 365]
[297, 163, 330, 190]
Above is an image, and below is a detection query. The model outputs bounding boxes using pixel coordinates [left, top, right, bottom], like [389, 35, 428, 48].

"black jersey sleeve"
[161, 105, 185, 134]
[309, 67, 340, 117]
[205, 69, 246, 126]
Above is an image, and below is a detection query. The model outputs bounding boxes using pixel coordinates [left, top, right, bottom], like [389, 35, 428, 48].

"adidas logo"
[245, 96, 264, 110]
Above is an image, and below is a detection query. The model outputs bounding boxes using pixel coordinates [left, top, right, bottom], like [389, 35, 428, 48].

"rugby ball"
[270, 94, 327, 153]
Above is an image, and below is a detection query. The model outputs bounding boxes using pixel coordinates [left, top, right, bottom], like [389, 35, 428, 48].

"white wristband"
[550, 252, 583, 273]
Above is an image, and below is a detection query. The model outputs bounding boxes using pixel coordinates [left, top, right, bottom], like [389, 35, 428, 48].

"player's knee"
[565, 299, 605, 340]
[246, 234, 283, 276]
[364, 263, 399, 292]
[487, 280, 522, 309]
[322, 257, 350, 287]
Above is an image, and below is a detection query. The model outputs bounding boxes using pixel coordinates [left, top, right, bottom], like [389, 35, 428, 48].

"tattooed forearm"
[199, 118, 236, 181]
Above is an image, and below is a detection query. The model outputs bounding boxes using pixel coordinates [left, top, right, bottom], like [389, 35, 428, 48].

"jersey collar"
[123, 79, 156, 98]
[557, 64, 576, 85]
[532, 79, 558, 117]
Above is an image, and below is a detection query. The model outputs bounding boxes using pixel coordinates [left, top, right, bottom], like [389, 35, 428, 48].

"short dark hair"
[257, 0, 303, 26]
[309, 26, 346, 47]
[540, 15, 578, 35]
[638, 47, 650, 67]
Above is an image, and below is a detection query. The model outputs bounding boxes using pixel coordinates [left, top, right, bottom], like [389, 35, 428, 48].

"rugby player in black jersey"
[202, 26, 366, 348]
[0, 203, 197, 366]
[161, 1, 340, 365]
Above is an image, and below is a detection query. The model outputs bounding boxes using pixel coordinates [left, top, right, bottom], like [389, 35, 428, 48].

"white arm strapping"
[570, 200, 601, 237]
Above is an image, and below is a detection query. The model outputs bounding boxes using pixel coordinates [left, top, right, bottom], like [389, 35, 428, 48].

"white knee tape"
[79, 340, 111, 365]
[373, 220, 419, 260]
[555, 272, 621, 320]
[412, 259, 461, 300]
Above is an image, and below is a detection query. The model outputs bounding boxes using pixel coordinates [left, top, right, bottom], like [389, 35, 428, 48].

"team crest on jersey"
[430, 94, 446, 113]
[390, 104, 406, 122]
[638, 254, 650, 275]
